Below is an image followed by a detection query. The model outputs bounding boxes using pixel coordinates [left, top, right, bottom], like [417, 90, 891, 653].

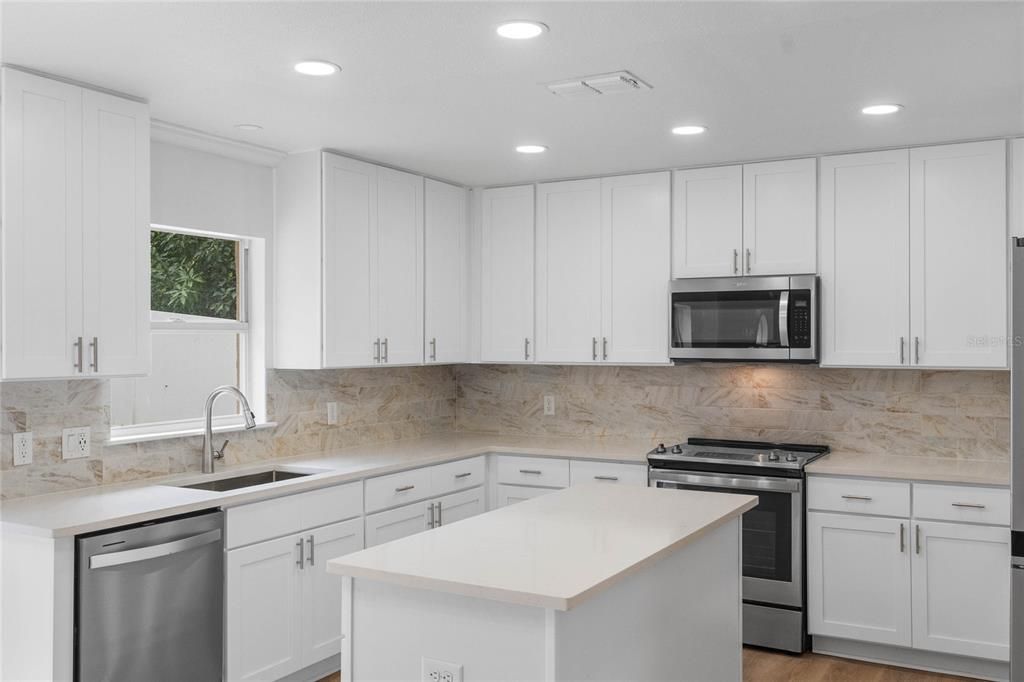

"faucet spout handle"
[214, 439, 229, 459]
[245, 411, 257, 429]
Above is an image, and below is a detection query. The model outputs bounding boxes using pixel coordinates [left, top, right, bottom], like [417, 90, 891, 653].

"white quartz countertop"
[326, 483, 757, 610]
[0, 433, 656, 538]
[805, 451, 1009, 486]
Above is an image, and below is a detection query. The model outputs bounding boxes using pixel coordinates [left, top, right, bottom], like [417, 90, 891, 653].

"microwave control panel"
[789, 291, 812, 348]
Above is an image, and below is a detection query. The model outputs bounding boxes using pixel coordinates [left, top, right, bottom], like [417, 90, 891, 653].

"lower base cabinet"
[496, 484, 559, 507]
[226, 518, 364, 681]
[365, 486, 485, 547]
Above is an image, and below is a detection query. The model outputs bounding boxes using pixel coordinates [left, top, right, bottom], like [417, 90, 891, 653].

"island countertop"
[326, 483, 757, 611]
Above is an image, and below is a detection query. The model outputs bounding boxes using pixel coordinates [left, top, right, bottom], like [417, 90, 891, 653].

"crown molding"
[151, 120, 286, 167]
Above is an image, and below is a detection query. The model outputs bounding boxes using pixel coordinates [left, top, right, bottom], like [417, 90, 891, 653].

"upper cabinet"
[424, 179, 469, 364]
[821, 141, 1007, 368]
[480, 185, 535, 363]
[672, 158, 816, 279]
[1, 68, 150, 380]
[275, 152, 424, 369]
[536, 172, 670, 364]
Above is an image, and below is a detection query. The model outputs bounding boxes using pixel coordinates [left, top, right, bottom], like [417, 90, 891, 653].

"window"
[110, 226, 266, 441]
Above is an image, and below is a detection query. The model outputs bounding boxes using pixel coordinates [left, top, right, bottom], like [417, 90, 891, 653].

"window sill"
[107, 421, 278, 446]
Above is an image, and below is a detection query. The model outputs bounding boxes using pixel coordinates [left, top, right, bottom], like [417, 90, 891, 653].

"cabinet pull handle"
[951, 502, 986, 509]
[430, 337, 437, 362]
[733, 249, 739, 275]
[602, 337, 608, 361]
[594, 475, 619, 482]
[899, 523, 905, 552]
[73, 337, 84, 373]
[914, 336, 920, 364]
[395, 484, 415, 492]
[436, 501, 442, 527]
[915, 524, 921, 554]
[592, 337, 598, 361]
[373, 338, 381, 363]
[524, 337, 530, 361]
[427, 502, 435, 529]
[519, 469, 542, 475]
[841, 495, 873, 501]
[89, 337, 98, 372]
[382, 337, 389, 363]
[306, 535, 314, 566]
[296, 538, 305, 569]
[899, 337, 905, 364]
[454, 472, 473, 479]
[745, 248, 751, 274]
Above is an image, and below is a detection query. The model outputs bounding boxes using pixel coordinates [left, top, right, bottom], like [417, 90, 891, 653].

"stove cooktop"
[647, 437, 830, 473]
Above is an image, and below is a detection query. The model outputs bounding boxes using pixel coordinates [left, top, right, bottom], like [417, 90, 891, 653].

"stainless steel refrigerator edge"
[1012, 238, 1024, 681]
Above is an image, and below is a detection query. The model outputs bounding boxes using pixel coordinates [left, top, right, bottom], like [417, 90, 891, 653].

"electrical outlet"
[13, 432, 32, 466]
[326, 401, 338, 426]
[422, 658, 462, 682]
[543, 395, 555, 416]
[61, 427, 91, 460]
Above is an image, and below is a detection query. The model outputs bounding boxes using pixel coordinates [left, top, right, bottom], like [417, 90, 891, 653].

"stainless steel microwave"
[669, 275, 818, 362]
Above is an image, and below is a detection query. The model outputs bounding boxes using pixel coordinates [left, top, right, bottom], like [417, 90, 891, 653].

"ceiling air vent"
[546, 71, 652, 98]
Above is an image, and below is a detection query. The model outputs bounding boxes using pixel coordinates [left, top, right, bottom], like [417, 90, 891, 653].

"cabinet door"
[322, 153, 377, 367]
[81, 89, 150, 377]
[742, 158, 817, 276]
[303, 518, 364, 667]
[480, 185, 535, 362]
[435, 486, 485, 526]
[364, 500, 430, 547]
[671, 166, 743, 278]
[911, 521, 1010, 660]
[424, 179, 468, 364]
[910, 141, 1007, 368]
[807, 512, 911, 647]
[496, 484, 556, 508]
[376, 167, 423, 365]
[819, 150, 910, 367]
[536, 179, 602, 363]
[226, 535, 304, 680]
[1, 68, 84, 379]
[601, 172, 670, 364]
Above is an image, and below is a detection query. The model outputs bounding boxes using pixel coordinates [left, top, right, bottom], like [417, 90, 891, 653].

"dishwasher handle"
[89, 528, 222, 569]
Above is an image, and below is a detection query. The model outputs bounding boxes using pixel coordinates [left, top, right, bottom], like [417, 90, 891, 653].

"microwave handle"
[778, 290, 790, 348]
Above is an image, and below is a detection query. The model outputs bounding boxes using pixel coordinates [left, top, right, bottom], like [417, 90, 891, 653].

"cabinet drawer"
[807, 477, 910, 517]
[226, 481, 363, 549]
[496, 484, 557, 508]
[431, 456, 486, 497]
[913, 483, 1010, 526]
[364, 466, 433, 513]
[569, 460, 647, 487]
[495, 455, 569, 488]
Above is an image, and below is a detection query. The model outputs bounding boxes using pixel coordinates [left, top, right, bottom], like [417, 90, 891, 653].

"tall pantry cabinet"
[1, 67, 150, 380]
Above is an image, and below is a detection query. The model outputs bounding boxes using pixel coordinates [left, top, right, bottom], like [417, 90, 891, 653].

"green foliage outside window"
[151, 231, 238, 320]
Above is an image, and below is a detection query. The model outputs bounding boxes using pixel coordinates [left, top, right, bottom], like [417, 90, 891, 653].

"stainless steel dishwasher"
[75, 510, 224, 681]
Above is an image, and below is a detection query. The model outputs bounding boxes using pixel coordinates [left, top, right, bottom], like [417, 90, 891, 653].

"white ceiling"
[3, 1, 1022, 186]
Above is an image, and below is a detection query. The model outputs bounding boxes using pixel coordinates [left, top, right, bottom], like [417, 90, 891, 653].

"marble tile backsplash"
[0, 366, 455, 500]
[455, 364, 1010, 462]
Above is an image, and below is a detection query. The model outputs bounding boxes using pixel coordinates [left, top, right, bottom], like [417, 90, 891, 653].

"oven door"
[650, 469, 803, 607]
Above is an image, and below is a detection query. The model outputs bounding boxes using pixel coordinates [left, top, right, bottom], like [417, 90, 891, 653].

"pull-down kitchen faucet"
[202, 386, 257, 473]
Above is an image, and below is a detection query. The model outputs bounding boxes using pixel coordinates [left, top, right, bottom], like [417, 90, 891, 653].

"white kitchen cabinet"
[434, 486, 486, 526]
[536, 179, 603, 363]
[1, 68, 150, 380]
[302, 519, 365, 666]
[365, 486, 486, 546]
[671, 165, 743, 278]
[568, 460, 648, 487]
[742, 158, 817, 276]
[496, 484, 557, 507]
[807, 511, 912, 647]
[820, 150, 911, 367]
[276, 151, 423, 368]
[909, 141, 1007, 368]
[480, 185, 535, 362]
[911, 521, 1010, 661]
[424, 179, 469, 364]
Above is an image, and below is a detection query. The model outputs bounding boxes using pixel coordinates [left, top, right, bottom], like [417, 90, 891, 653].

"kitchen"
[0, 2, 1020, 681]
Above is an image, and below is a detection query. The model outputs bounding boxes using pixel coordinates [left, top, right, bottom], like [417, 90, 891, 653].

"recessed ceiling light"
[861, 104, 903, 115]
[496, 21, 548, 40]
[671, 125, 707, 136]
[294, 60, 340, 76]
[234, 123, 263, 132]
[516, 144, 547, 154]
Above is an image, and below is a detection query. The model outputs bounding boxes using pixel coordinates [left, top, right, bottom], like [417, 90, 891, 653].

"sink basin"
[179, 469, 311, 492]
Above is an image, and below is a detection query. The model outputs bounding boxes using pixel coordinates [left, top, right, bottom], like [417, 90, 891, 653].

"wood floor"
[319, 648, 974, 681]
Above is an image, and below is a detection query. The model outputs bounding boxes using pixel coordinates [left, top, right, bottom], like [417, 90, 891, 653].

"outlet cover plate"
[543, 395, 555, 416]
[62, 427, 91, 460]
[422, 658, 462, 682]
[13, 432, 32, 466]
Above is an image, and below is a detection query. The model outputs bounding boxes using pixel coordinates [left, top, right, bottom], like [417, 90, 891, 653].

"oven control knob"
[655, 443, 667, 454]
[671, 444, 683, 454]
[786, 453, 799, 462]
[767, 452, 780, 462]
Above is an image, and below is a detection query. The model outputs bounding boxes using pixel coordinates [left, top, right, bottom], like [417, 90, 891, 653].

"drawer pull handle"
[841, 495, 873, 501]
[951, 502, 986, 509]
[915, 524, 922, 554]
[594, 475, 619, 481]
[394, 485, 415, 492]
[899, 523, 905, 553]
[454, 472, 473, 479]
[519, 469, 542, 475]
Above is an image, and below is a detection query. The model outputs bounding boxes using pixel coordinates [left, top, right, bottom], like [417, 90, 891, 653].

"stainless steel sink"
[179, 470, 311, 492]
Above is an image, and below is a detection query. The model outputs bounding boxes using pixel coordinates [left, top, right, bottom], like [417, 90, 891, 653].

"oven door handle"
[778, 290, 790, 348]
[650, 470, 801, 493]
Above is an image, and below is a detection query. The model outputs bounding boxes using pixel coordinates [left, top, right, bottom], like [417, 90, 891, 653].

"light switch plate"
[327, 402, 338, 425]
[13, 432, 32, 466]
[62, 427, 91, 460]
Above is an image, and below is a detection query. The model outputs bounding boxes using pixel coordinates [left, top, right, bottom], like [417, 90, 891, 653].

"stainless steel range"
[648, 437, 829, 653]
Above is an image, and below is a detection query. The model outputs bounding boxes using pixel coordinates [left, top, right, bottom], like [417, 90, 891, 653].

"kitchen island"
[327, 484, 757, 681]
